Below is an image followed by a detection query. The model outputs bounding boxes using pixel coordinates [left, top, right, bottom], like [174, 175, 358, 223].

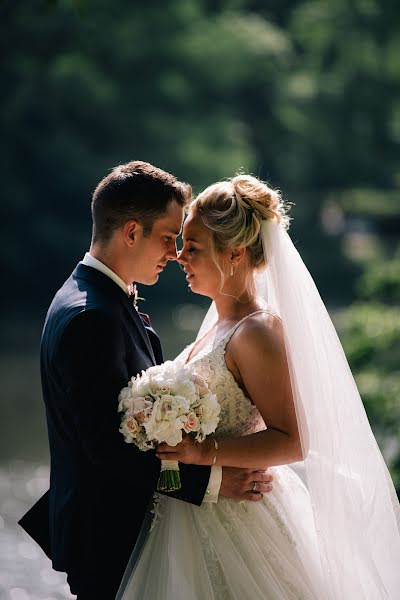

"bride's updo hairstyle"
[191, 174, 289, 276]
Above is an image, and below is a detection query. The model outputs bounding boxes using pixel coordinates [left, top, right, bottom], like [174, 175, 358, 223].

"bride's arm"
[157, 314, 304, 469]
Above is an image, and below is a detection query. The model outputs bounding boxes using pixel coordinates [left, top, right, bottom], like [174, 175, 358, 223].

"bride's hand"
[156, 437, 215, 466]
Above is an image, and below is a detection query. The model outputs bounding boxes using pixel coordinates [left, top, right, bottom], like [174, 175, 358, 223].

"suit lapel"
[139, 312, 164, 364]
[73, 263, 156, 364]
[120, 294, 156, 364]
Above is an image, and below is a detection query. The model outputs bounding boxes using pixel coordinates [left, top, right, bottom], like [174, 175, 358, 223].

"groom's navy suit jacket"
[19, 263, 211, 598]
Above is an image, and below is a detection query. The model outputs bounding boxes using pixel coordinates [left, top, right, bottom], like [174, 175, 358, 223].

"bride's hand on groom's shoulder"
[219, 467, 274, 502]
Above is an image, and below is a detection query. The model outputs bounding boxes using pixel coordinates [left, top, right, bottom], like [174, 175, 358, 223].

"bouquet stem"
[157, 460, 181, 492]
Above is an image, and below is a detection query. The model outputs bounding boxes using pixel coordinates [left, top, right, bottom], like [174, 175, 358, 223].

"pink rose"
[183, 412, 200, 434]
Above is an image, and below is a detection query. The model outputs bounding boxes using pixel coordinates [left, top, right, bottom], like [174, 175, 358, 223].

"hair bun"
[231, 174, 288, 226]
[191, 173, 289, 271]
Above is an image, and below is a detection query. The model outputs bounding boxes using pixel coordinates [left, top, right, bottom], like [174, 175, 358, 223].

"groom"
[19, 161, 274, 599]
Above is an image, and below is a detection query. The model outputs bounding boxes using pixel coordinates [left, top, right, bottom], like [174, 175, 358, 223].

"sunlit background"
[1, 0, 399, 598]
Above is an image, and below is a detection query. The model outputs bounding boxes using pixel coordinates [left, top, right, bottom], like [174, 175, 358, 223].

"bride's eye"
[187, 247, 197, 253]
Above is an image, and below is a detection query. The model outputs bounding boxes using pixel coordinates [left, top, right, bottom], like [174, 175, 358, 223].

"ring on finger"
[251, 481, 257, 492]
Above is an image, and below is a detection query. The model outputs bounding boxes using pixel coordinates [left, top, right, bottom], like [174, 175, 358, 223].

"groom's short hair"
[91, 161, 191, 243]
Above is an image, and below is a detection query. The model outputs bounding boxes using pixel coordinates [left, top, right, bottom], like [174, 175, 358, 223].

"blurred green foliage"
[338, 189, 400, 219]
[1, 0, 399, 485]
[358, 254, 400, 303]
[7, 0, 399, 314]
[337, 209, 400, 487]
[339, 302, 400, 487]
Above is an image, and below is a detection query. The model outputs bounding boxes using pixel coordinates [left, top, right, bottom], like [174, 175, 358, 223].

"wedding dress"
[120, 310, 327, 600]
[118, 220, 399, 599]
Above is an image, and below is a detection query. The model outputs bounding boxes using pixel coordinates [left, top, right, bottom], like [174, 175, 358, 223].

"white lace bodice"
[175, 310, 273, 439]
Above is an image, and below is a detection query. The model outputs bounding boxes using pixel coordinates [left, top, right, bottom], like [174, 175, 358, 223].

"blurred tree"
[337, 205, 400, 490]
[0, 0, 398, 484]
[1, 0, 372, 318]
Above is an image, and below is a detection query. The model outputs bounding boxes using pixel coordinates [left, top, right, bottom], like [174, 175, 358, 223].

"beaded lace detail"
[151, 311, 271, 530]
[175, 310, 277, 439]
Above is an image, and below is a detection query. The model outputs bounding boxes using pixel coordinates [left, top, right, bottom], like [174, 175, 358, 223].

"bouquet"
[118, 361, 221, 492]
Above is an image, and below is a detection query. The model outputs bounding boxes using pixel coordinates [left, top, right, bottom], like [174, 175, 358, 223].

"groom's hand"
[219, 467, 274, 501]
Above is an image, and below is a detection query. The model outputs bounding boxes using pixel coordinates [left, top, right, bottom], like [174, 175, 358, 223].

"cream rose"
[182, 412, 200, 434]
[125, 416, 139, 436]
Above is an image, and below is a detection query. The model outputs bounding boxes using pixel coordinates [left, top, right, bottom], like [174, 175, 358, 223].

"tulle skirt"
[120, 465, 326, 600]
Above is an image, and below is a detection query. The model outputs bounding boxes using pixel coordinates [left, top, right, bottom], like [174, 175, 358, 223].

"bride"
[119, 175, 400, 599]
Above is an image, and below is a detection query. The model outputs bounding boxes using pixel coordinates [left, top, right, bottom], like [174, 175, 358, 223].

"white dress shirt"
[81, 253, 222, 502]
[82, 252, 130, 295]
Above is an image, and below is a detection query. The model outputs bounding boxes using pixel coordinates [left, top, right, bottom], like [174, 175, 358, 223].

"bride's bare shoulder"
[228, 310, 284, 359]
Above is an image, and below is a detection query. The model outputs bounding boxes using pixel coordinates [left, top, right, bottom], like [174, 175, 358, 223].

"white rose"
[160, 361, 178, 378]
[173, 395, 191, 416]
[146, 364, 166, 377]
[119, 386, 131, 401]
[198, 394, 221, 435]
[173, 379, 197, 403]
[145, 398, 162, 430]
[145, 418, 183, 446]
[164, 427, 183, 447]
[135, 379, 152, 398]
[157, 394, 190, 421]
[118, 386, 134, 412]
[129, 375, 141, 395]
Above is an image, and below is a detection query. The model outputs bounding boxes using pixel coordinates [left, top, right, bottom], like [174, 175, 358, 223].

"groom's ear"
[123, 220, 139, 246]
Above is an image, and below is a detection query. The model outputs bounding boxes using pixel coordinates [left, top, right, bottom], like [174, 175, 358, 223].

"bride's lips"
[183, 269, 194, 281]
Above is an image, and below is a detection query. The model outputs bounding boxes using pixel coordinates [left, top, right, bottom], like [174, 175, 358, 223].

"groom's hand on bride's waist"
[219, 467, 273, 501]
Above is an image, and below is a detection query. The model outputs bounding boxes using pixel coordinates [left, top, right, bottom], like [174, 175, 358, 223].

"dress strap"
[219, 308, 280, 351]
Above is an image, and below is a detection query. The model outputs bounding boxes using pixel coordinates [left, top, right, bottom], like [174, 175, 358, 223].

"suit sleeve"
[57, 309, 158, 476]
[58, 308, 210, 504]
[163, 463, 211, 506]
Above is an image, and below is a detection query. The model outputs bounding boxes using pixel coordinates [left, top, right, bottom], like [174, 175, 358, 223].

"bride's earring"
[230, 262, 235, 277]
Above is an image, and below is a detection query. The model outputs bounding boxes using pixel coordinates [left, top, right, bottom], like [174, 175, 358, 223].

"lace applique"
[195, 499, 308, 600]
[149, 493, 163, 531]
[193, 505, 232, 599]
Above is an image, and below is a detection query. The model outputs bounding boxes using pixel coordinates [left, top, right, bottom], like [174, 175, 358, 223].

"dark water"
[0, 308, 204, 600]
[2, 309, 398, 599]
[0, 462, 76, 600]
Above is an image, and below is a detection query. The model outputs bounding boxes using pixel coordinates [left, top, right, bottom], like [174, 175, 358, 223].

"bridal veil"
[197, 220, 400, 599]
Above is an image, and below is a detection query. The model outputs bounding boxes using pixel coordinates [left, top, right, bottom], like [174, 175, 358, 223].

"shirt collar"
[82, 253, 130, 296]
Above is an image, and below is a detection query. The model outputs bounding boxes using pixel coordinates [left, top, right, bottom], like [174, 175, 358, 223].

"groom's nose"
[165, 241, 178, 261]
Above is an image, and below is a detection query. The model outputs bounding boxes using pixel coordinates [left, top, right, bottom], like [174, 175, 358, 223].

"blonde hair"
[190, 174, 289, 279]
